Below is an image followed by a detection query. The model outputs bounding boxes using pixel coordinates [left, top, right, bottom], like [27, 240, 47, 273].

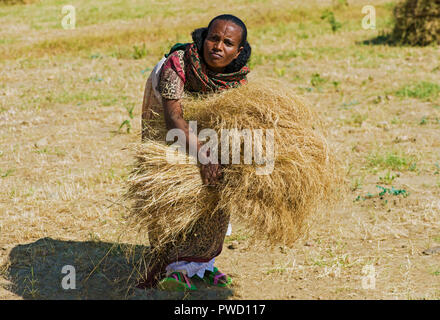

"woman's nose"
[213, 41, 222, 51]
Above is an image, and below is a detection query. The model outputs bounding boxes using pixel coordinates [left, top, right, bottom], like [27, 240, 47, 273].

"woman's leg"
[166, 259, 215, 278]
[144, 209, 230, 289]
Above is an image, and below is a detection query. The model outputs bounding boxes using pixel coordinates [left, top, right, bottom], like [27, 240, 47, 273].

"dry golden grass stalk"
[124, 140, 218, 248]
[184, 80, 341, 245]
[126, 80, 341, 247]
[392, 0, 440, 46]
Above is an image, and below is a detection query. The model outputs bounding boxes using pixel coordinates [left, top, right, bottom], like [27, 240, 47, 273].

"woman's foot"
[203, 267, 232, 287]
[158, 272, 197, 291]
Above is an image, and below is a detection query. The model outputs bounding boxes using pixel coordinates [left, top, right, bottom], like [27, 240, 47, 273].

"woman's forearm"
[162, 99, 205, 161]
[163, 98, 221, 184]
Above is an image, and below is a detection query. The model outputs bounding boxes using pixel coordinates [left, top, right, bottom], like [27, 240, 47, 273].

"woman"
[139, 14, 251, 291]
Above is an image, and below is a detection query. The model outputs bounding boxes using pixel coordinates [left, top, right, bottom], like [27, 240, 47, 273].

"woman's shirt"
[158, 50, 205, 100]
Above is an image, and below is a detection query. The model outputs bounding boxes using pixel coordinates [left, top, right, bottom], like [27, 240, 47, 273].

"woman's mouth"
[210, 52, 223, 59]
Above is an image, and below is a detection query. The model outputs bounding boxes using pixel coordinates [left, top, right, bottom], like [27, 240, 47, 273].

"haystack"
[125, 80, 340, 247]
[392, 0, 440, 46]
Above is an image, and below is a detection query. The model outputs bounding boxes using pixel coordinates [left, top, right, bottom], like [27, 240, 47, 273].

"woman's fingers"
[200, 163, 222, 186]
[209, 164, 217, 180]
[201, 164, 212, 185]
[210, 165, 217, 179]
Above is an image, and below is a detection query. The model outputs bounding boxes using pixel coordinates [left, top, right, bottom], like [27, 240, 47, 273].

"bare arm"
[162, 98, 221, 185]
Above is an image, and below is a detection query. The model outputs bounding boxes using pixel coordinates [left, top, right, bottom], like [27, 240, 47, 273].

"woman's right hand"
[199, 148, 222, 186]
[200, 162, 222, 186]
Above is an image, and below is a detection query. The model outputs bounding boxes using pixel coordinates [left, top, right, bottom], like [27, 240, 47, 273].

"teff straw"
[125, 80, 341, 247]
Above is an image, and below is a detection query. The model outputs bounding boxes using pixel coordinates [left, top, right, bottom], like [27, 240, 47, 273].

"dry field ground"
[0, 0, 439, 299]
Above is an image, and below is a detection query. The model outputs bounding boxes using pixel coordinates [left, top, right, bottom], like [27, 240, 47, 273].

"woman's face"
[203, 19, 244, 73]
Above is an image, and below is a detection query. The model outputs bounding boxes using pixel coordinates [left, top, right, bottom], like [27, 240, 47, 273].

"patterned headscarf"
[166, 43, 250, 93]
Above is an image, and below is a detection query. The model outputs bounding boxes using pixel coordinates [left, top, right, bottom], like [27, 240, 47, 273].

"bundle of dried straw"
[125, 80, 340, 247]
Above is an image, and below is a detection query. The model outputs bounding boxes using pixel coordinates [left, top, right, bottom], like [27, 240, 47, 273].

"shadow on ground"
[1, 237, 234, 300]
[358, 33, 397, 46]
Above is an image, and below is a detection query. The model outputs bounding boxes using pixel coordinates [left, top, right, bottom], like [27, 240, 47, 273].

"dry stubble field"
[0, 0, 439, 299]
